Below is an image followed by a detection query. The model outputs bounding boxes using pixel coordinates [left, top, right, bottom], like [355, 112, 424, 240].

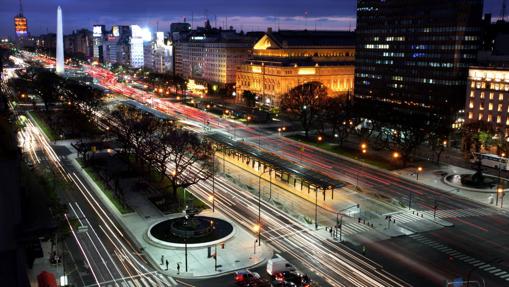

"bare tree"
[280, 81, 328, 138]
[159, 128, 213, 199]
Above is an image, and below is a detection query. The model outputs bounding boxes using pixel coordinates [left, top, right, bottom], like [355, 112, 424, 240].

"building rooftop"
[266, 30, 355, 48]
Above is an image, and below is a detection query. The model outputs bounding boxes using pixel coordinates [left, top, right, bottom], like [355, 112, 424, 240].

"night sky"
[0, 0, 505, 37]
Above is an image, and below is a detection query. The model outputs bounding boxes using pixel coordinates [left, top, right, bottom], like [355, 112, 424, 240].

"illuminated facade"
[236, 30, 355, 106]
[465, 67, 509, 134]
[355, 0, 483, 116]
[174, 22, 255, 86]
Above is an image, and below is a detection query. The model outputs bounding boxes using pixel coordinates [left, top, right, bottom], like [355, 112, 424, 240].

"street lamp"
[497, 187, 505, 208]
[356, 143, 368, 190]
[416, 166, 423, 181]
[392, 151, 400, 159]
[253, 224, 261, 247]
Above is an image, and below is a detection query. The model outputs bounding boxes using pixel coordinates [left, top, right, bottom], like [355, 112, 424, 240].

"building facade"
[174, 22, 255, 86]
[355, 0, 484, 117]
[465, 67, 509, 134]
[64, 29, 92, 59]
[236, 29, 355, 106]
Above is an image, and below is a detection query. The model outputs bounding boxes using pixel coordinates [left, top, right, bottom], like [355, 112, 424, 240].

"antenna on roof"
[502, 0, 507, 21]
[19, 0, 24, 15]
[304, 11, 308, 30]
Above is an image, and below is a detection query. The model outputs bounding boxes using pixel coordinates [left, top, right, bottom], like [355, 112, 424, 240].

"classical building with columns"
[235, 29, 355, 106]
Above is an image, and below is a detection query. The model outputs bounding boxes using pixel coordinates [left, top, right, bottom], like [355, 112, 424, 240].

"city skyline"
[0, 0, 505, 37]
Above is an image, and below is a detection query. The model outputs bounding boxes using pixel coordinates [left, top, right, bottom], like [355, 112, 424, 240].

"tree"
[157, 128, 213, 199]
[242, 90, 257, 108]
[280, 82, 328, 137]
[427, 116, 453, 165]
[32, 69, 64, 111]
[110, 105, 162, 164]
[461, 121, 496, 157]
[320, 94, 354, 146]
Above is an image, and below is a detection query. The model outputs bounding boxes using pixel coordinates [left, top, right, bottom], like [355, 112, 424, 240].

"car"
[272, 271, 311, 287]
[235, 270, 261, 286]
[271, 281, 297, 287]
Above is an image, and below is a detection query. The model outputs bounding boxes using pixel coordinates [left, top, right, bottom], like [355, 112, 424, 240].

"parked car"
[273, 271, 311, 287]
[235, 270, 261, 286]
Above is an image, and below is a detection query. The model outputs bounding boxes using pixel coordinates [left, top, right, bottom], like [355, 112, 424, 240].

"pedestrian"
[177, 263, 180, 274]
[329, 227, 333, 236]
[160, 255, 164, 265]
[165, 259, 169, 271]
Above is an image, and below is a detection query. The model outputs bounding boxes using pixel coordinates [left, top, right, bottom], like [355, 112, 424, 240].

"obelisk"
[55, 6, 64, 75]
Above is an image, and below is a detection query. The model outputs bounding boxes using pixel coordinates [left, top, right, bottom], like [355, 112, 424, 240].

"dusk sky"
[1, 0, 505, 37]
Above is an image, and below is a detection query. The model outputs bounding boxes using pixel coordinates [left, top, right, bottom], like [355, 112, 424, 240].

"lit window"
[499, 104, 503, 112]
[488, 114, 492, 121]
[497, 115, 501, 123]
[471, 81, 475, 88]
[469, 101, 474, 109]
[468, 112, 473, 119]
[479, 114, 483, 120]
[490, 93, 494, 100]
[470, 91, 475, 98]
[489, 103, 493, 111]
[480, 92, 485, 99]
[481, 82, 486, 89]
[500, 94, 504, 101]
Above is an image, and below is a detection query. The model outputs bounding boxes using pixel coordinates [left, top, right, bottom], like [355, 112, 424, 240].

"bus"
[471, 153, 509, 170]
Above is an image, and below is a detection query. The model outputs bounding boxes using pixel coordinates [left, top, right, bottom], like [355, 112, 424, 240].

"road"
[19, 110, 176, 287]
[26, 54, 509, 286]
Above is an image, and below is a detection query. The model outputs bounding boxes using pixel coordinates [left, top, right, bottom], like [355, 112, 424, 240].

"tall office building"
[14, 0, 28, 48]
[355, 0, 484, 118]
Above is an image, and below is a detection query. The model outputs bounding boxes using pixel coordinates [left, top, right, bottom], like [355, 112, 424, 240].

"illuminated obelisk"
[55, 6, 64, 75]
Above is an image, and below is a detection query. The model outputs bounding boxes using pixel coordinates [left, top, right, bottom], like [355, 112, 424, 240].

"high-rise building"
[64, 29, 93, 60]
[174, 21, 256, 89]
[236, 29, 355, 106]
[355, 0, 484, 118]
[93, 24, 106, 63]
[14, 0, 28, 48]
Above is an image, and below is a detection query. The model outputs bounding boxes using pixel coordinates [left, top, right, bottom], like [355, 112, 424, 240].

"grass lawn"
[28, 111, 56, 141]
[77, 158, 133, 214]
[288, 134, 396, 170]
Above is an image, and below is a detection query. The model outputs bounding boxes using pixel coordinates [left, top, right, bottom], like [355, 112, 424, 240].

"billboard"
[14, 16, 28, 36]
[112, 26, 119, 37]
[93, 25, 103, 37]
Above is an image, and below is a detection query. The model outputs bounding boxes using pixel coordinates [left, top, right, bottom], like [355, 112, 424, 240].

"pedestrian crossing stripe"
[410, 234, 509, 280]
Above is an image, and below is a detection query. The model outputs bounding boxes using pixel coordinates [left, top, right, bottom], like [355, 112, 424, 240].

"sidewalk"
[394, 163, 509, 213]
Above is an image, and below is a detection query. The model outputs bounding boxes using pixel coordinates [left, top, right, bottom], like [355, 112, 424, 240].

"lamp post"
[336, 204, 360, 242]
[212, 147, 216, 212]
[499, 152, 506, 184]
[497, 187, 505, 208]
[416, 166, 423, 181]
[357, 143, 368, 189]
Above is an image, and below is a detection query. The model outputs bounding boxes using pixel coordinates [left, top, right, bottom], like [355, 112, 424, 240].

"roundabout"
[147, 207, 235, 248]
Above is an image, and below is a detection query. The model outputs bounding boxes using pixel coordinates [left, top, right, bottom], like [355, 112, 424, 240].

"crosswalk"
[340, 223, 373, 236]
[410, 234, 509, 282]
[98, 273, 176, 287]
[392, 207, 500, 225]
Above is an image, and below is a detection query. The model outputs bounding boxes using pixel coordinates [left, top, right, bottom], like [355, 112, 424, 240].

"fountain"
[459, 160, 498, 189]
[147, 204, 234, 247]
[444, 159, 509, 191]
